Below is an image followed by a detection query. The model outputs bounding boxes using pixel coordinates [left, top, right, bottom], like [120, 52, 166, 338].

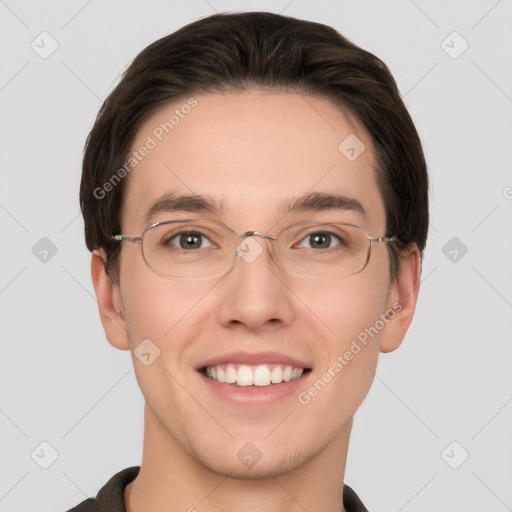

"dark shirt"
[67, 466, 369, 512]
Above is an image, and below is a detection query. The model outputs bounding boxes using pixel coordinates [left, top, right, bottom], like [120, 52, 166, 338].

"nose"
[216, 235, 295, 332]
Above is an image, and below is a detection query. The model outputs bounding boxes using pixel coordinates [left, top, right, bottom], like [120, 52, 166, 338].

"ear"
[91, 249, 131, 351]
[380, 243, 422, 353]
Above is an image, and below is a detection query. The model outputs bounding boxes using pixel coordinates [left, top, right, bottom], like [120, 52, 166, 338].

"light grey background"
[1, 1, 511, 511]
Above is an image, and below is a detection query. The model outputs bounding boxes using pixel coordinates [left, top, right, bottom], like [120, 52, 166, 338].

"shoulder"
[66, 466, 140, 512]
[343, 483, 370, 512]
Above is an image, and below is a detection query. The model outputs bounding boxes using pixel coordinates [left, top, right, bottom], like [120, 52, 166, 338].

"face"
[100, 91, 410, 478]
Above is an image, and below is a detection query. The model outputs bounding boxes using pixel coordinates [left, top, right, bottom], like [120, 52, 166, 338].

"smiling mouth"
[200, 363, 312, 387]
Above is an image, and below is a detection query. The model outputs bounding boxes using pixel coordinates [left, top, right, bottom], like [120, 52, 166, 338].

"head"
[81, 12, 428, 479]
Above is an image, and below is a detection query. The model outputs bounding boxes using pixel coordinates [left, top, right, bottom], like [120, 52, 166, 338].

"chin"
[189, 438, 319, 480]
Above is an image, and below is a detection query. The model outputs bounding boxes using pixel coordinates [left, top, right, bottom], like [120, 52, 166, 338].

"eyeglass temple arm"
[371, 236, 397, 243]
[111, 235, 142, 244]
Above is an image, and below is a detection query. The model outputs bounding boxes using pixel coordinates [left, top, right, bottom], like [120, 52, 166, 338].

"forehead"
[122, 91, 386, 233]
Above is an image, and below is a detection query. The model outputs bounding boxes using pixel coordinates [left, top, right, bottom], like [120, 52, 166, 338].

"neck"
[125, 405, 352, 512]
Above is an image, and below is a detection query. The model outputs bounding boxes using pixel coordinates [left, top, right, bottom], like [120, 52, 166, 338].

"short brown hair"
[80, 11, 428, 282]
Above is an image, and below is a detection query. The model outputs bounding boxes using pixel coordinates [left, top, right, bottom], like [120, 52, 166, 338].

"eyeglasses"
[111, 218, 397, 280]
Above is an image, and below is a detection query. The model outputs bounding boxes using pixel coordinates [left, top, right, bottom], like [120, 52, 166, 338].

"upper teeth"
[205, 364, 304, 387]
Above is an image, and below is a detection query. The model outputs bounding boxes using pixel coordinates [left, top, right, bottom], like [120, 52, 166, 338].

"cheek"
[294, 281, 388, 426]
[123, 282, 192, 340]
[296, 276, 389, 396]
[119, 272, 205, 404]
[119, 253, 176, 339]
[300, 274, 391, 346]
[119, 258, 211, 359]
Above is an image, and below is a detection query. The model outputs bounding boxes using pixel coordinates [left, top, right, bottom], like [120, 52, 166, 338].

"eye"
[296, 231, 342, 250]
[165, 231, 214, 250]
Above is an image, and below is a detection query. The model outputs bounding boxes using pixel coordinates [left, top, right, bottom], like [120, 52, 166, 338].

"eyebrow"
[281, 192, 366, 219]
[144, 191, 366, 224]
[144, 193, 221, 224]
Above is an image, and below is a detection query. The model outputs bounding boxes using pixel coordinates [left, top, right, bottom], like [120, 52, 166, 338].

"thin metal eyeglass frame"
[111, 219, 398, 280]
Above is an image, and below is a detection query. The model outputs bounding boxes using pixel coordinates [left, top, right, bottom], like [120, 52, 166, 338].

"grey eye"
[167, 231, 213, 250]
[299, 232, 341, 249]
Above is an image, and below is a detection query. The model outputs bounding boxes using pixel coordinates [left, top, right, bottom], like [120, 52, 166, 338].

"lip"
[195, 351, 311, 370]
[198, 367, 312, 407]
[195, 351, 312, 407]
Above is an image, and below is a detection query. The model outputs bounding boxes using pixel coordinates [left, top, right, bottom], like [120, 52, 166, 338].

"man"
[71, 11, 428, 512]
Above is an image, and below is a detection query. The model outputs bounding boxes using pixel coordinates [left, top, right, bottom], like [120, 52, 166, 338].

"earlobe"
[380, 244, 422, 353]
[91, 249, 131, 351]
